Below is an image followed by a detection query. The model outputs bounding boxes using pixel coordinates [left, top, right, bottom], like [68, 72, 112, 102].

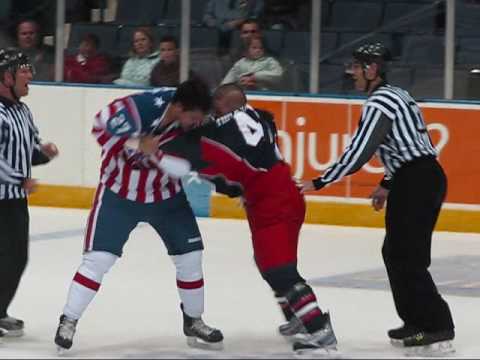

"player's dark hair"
[172, 78, 212, 113]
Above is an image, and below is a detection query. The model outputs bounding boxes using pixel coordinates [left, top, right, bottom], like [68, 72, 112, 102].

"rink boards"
[25, 84, 480, 233]
[29, 181, 480, 233]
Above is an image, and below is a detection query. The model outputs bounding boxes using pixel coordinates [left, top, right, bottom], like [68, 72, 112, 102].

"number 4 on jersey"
[235, 112, 264, 146]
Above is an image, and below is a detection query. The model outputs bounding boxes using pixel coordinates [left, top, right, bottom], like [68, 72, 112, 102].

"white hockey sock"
[63, 251, 117, 320]
[172, 250, 204, 318]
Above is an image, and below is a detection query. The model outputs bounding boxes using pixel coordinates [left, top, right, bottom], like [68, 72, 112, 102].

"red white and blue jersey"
[92, 88, 183, 203]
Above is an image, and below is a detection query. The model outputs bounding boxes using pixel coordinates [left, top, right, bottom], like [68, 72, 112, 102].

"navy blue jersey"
[160, 105, 283, 196]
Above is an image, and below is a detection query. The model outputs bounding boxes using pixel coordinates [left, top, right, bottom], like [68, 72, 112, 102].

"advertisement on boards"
[249, 97, 480, 205]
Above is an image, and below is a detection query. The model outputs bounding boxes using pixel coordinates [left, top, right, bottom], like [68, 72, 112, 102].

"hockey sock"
[286, 282, 325, 334]
[172, 250, 204, 318]
[275, 294, 294, 321]
[63, 251, 117, 320]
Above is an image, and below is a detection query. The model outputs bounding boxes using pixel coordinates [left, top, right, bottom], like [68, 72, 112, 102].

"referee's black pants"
[382, 156, 454, 332]
[0, 198, 29, 319]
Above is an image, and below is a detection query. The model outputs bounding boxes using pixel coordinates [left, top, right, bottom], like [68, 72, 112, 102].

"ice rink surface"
[1, 206, 480, 359]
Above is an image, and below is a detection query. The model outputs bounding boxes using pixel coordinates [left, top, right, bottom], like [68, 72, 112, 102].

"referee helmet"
[0, 48, 35, 77]
[351, 42, 392, 76]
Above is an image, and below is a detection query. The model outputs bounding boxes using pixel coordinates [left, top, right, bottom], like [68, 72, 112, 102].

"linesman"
[0, 48, 58, 338]
[301, 43, 455, 353]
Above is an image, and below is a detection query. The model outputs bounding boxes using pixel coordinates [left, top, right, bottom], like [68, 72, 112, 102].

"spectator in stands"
[203, 0, 264, 56]
[10, 1, 56, 37]
[229, 18, 279, 64]
[229, 18, 261, 62]
[222, 34, 282, 90]
[64, 33, 111, 84]
[15, 19, 54, 81]
[114, 27, 160, 87]
[150, 35, 198, 87]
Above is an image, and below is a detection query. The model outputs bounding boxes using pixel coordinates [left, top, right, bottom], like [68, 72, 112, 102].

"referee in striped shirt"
[301, 43, 455, 351]
[0, 48, 58, 338]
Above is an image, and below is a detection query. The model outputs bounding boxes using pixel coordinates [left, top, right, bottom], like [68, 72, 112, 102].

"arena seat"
[382, 2, 438, 34]
[115, 0, 166, 25]
[400, 34, 445, 65]
[327, 0, 383, 32]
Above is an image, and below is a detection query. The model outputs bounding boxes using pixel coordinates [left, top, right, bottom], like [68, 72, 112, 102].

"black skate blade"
[405, 340, 455, 357]
[186, 336, 224, 351]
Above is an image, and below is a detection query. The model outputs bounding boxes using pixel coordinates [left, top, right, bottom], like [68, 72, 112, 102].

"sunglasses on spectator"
[241, 30, 258, 34]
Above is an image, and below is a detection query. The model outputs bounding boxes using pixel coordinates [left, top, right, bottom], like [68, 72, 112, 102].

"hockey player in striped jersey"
[54, 79, 223, 352]
[301, 43, 455, 356]
[142, 84, 338, 355]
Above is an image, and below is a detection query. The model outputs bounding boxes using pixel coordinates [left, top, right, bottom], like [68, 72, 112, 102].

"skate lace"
[192, 318, 214, 336]
[59, 318, 77, 339]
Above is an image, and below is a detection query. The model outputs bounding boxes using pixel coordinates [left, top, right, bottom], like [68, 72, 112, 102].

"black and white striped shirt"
[0, 96, 41, 200]
[313, 83, 437, 189]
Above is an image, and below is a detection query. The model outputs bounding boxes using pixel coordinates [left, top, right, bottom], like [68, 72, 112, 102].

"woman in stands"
[114, 27, 160, 86]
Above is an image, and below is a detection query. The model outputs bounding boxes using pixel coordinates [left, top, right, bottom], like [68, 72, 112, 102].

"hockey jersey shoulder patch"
[106, 107, 136, 136]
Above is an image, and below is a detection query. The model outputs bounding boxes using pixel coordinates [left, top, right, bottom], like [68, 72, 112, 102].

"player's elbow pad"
[159, 154, 191, 178]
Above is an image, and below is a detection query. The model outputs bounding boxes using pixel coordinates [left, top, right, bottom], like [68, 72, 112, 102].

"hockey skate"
[388, 324, 419, 347]
[403, 329, 455, 357]
[181, 304, 223, 350]
[278, 315, 308, 343]
[292, 312, 338, 356]
[54, 314, 78, 353]
[0, 316, 24, 337]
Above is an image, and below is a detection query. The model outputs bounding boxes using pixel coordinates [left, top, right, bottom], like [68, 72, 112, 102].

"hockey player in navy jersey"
[54, 79, 223, 352]
[141, 83, 338, 355]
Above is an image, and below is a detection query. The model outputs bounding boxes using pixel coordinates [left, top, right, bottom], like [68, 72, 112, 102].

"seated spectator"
[229, 18, 277, 63]
[221, 35, 282, 90]
[64, 33, 111, 84]
[15, 19, 54, 81]
[11, 1, 56, 36]
[203, 0, 264, 56]
[150, 35, 198, 87]
[114, 27, 160, 86]
[229, 18, 260, 62]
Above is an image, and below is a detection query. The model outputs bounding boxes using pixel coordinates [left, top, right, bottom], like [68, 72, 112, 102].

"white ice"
[1, 206, 479, 359]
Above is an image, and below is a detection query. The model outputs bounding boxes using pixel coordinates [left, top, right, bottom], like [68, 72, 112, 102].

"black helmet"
[351, 42, 392, 79]
[0, 48, 34, 75]
[352, 42, 392, 65]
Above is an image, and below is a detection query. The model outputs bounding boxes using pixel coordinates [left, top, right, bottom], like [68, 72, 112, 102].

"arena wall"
[26, 84, 480, 233]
